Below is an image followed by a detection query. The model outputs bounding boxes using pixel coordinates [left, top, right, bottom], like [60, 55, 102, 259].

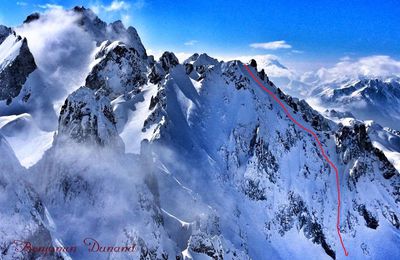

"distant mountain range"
[254, 56, 400, 131]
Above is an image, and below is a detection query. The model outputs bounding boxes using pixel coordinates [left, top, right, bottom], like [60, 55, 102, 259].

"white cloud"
[91, 0, 139, 14]
[90, 0, 145, 26]
[312, 55, 400, 83]
[147, 49, 192, 63]
[184, 40, 198, 46]
[16, 2, 28, 6]
[329, 55, 400, 77]
[121, 14, 131, 25]
[217, 54, 295, 79]
[291, 50, 304, 54]
[37, 3, 63, 9]
[339, 56, 351, 61]
[174, 52, 192, 62]
[250, 40, 292, 50]
[90, 4, 101, 14]
[103, 0, 130, 12]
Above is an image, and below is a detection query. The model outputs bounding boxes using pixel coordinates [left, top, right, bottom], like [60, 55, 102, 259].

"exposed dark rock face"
[159, 51, 179, 72]
[305, 221, 336, 259]
[143, 86, 166, 131]
[189, 233, 224, 259]
[334, 121, 400, 235]
[72, 6, 147, 58]
[23, 12, 40, 24]
[374, 148, 397, 179]
[183, 53, 219, 81]
[256, 141, 279, 182]
[0, 34, 37, 102]
[57, 87, 123, 149]
[358, 205, 379, 229]
[249, 59, 257, 68]
[336, 124, 373, 164]
[258, 68, 267, 81]
[148, 52, 179, 85]
[269, 192, 336, 259]
[335, 123, 398, 181]
[276, 88, 333, 131]
[148, 63, 166, 84]
[85, 41, 146, 99]
[222, 61, 250, 90]
[0, 25, 12, 44]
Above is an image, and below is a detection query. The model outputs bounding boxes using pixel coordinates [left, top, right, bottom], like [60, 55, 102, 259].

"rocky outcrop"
[335, 122, 397, 180]
[73, 6, 147, 58]
[0, 25, 12, 44]
[0, 32, 36, 103]
[148, 51, 179, 84]
[57, 87, 124, 150]
[85, 41, 146, 99]
[160, 51, 179, 72]
[276, 88, 333, 131]
[23, 12, 40, 24]
[183, 53, 219, 81]
[268, 192, 336, 259]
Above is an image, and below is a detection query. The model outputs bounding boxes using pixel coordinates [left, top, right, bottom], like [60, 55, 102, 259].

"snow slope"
[136, 57, 399, 259]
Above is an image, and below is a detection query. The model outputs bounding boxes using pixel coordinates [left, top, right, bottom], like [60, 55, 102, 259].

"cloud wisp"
[103, 0, 130, 12]
[250, 40, 292, 50]
[36, 3, 63, 9]
[184, 40, 198, 46]
[16, 2, 28, 6]
[302, 55, 400, 84]
[91, 0, 145, 13]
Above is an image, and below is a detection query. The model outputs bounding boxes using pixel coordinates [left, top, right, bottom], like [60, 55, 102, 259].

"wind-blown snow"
[0, 34, 22, 70]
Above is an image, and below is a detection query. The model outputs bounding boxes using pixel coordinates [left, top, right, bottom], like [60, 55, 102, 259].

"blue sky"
[1, 0, 399, 71]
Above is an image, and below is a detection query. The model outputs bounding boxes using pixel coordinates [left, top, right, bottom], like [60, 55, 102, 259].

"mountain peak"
[0, 31, 37, 103]
[57, 87, 124, 150]
[0, 25, 12, 44]
[85, 40, 147, 98]
[110, 20, 125, 30]
[159, 51, 179, 71]
[23, 12, 40, 24]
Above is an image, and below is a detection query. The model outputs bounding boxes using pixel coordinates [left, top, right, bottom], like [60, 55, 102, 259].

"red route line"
[243, 64, 349, 257]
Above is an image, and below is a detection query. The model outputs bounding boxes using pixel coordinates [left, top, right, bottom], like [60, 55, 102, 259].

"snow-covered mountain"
[0, 6, 399, 260]
[234, 55, 311, 99]
[0, 133, 61, 259]
[0, 26, 36, 104]
[308, 78, 400, 130]
[0, 6, 148, 167]
[260, 58, 400, 132]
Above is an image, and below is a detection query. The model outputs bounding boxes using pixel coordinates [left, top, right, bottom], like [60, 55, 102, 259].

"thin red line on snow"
[243, 64, 349, 257]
